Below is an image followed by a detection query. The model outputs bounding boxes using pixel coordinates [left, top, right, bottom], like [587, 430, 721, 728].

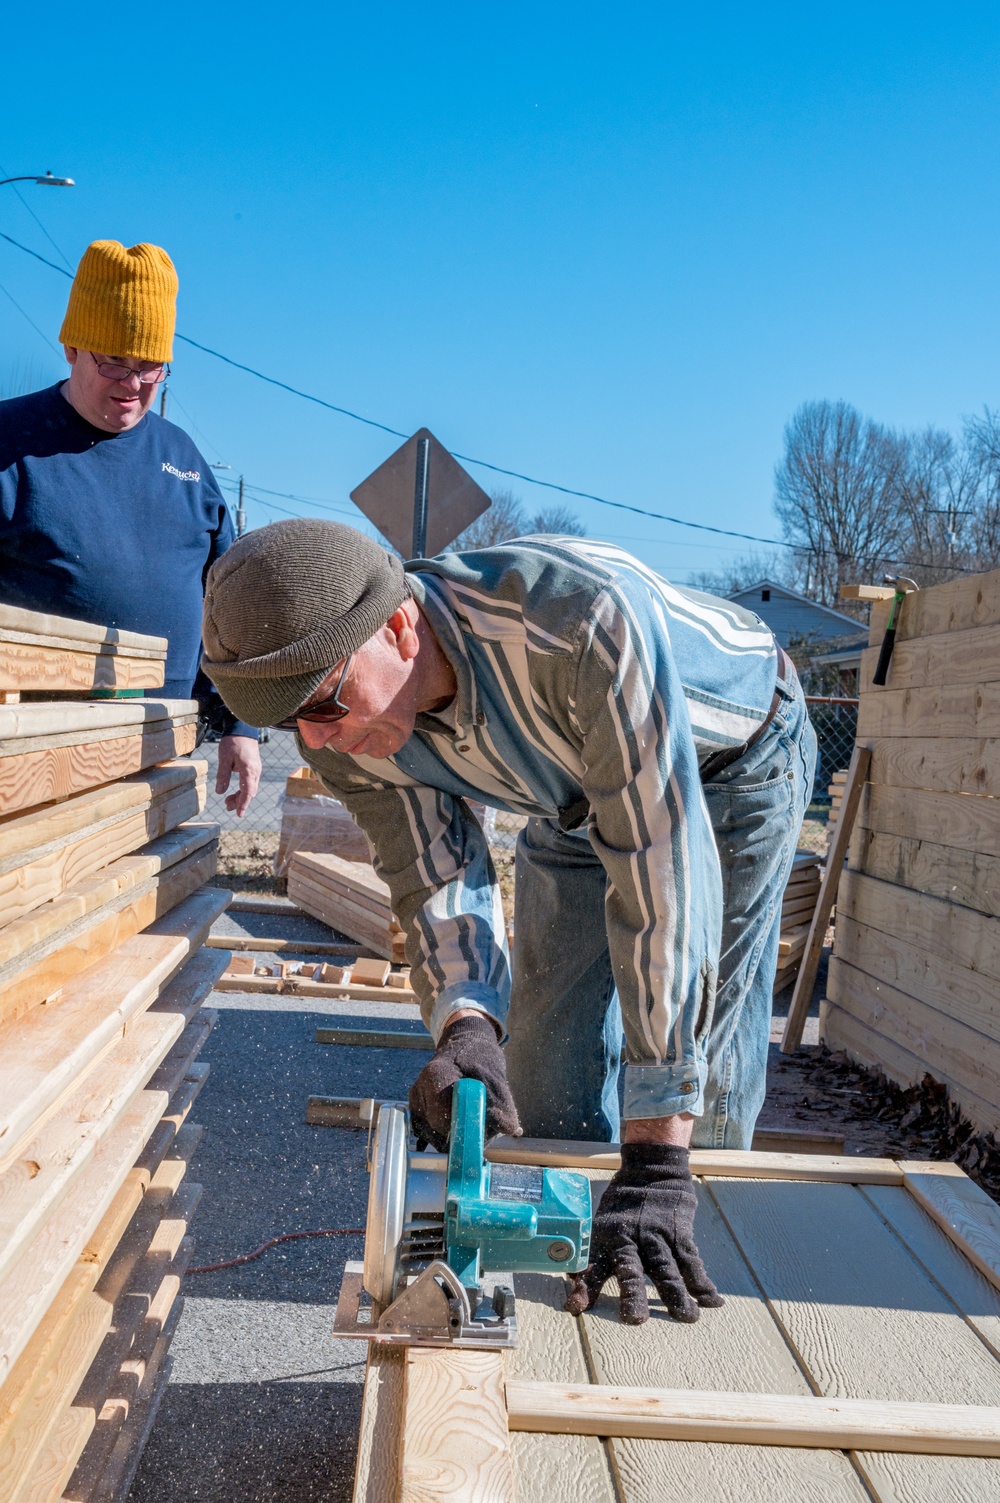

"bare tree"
[449, 488, 526, 549]
[526, 505, 586, 537]
[774, 400, 909, 610]
[963, 409, 1000, 569]
[686, 550, 792, 598]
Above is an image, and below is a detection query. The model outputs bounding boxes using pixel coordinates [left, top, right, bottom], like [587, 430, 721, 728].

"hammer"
[871, 576, 919, 686]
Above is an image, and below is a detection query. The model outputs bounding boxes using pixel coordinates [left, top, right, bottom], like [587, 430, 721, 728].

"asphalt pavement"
[129, 906, 431, 1503]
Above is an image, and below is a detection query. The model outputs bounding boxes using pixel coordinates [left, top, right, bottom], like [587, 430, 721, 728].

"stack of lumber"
[0, 608, 231, 1503]
[288, 849, 406, 962]
[275, 766, 372, 875]
[774, 852, 823, 993]
[823, 567, 1000, 1135]
[825, 768, 847, 849]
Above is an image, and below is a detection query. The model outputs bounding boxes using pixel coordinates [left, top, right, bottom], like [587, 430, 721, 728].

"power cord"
[187, 1226, 364, 1275]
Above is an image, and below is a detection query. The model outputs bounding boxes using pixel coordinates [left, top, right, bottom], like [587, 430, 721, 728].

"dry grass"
[216, 830, 285, 896]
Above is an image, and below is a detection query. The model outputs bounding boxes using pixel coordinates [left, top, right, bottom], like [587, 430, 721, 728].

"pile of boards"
[823, 567, 1000, 1137]
[0, 606, 231, 1503]
[275, 766, 371, 874]
[774, 852, 824, 994]
[289, 849, 406, 963]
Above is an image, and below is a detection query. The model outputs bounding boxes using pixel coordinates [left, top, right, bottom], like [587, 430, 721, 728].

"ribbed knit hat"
[202, 519, 409, 727]
[59, 241, 177, 362]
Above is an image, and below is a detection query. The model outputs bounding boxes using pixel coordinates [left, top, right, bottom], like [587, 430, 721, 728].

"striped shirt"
[301, 538, 777, 1118]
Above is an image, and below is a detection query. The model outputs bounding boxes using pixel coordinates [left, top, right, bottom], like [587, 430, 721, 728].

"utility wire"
[0, 226, 983, 574]
[0, 276, 61, 354]
[0, 167, 75, 271]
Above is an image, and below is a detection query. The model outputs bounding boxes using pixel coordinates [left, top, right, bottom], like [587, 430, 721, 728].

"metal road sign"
[350, 428, 491, 559]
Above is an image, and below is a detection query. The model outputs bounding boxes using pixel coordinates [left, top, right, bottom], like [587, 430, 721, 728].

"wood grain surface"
[0, 723, 198, 816]
[0, 640, 165, 695]
[401, 1348, 514, 1502]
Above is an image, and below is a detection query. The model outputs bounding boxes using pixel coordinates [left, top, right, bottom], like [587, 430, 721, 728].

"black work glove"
[408, 1014, 523, 1151]
[564, 1143, 724, 1325]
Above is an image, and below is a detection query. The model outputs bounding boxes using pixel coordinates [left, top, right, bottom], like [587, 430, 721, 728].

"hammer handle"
[871, 626, 896, 686]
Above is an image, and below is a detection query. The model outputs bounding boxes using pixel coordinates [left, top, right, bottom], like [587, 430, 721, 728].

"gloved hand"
[408, 1013, 522, 1151]
[564, 1143, 724, 1325]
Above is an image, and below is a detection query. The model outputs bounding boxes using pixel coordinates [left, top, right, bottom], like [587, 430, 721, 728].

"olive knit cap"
[59, 241, 177, 363]
[202, 519, 408, 727]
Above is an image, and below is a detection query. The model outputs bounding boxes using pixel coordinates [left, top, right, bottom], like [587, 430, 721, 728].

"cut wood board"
[288, 850, 405, 959]
[215, 972, 417, 1003]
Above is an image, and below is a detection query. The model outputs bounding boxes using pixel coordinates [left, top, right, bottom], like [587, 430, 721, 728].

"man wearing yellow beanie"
[0, 240, 261, 814]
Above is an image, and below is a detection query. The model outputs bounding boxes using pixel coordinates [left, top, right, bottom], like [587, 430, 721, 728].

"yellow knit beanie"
[59, 241, 178, 362]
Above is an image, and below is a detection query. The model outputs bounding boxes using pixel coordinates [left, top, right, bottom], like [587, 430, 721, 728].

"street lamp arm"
[0, 173, 75, 187]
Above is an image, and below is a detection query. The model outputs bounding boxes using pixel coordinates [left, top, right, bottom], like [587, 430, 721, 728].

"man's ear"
[387, 602, 421, 662]
[64, 346, 78, 367]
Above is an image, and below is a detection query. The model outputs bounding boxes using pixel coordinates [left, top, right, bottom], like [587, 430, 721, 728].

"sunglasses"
[274, 655, 353, 731]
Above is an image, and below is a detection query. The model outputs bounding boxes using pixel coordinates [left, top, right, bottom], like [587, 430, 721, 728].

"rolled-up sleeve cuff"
[623, 1058, 708, 1119]
[428, 982, 507, 1044]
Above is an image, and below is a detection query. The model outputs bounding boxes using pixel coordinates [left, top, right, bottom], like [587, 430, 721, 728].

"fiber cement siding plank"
[708, 1175, 1000, 1501]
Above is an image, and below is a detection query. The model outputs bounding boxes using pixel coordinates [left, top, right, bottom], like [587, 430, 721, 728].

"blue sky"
[2, 4, 999, 581]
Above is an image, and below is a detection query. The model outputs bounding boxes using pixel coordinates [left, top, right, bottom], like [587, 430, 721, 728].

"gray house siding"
[727, 581, 859, 648]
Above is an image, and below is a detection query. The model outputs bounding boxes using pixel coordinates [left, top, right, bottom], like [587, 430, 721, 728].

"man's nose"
[117, 372, 143, 392]
[297, 720, 339, 749]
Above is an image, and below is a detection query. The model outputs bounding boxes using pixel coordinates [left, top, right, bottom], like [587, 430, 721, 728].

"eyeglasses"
[90, 352, 169, 385]
[275, 655, 354, 731]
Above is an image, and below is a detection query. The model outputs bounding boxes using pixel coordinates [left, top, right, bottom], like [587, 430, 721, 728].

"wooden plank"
[707, 1172, 1000, 1499]
[400, 1348, 514, 1502]
[204, 934, 362, 956]
[0, 1294, 112, 1503]
[833, 910, 1000, 1043]
[484, 1138, 902, 1183]
[900, 1161, 1000, 1296]
[505, 1381, 1000, 1455]
[781, 744, 871, 1053]
[75, 1334, 173, 1503]
[858, 682, 1000, 741]
[827, 958, 1000, 1110]
[352, 1348, 405, 1503]
[840, 584, 898, 601]
[0, 1268, 98, 1454]
[0, 843, 218, 1026]
[0, 823, 217, 972]
[0, 701, 191, 745]
[0, 1094, 167, 1386]
[868, 735, 1000, 798]
[0, 640, 164, 695]
[11, 1402, 94, 1503]
[0, 761, 205, 870]
[0, 722, 198, 816]
[216, 973, 416, 1003]
[838, 868, 1000, 991]
[579, 1171, 869, 1502]
[0, 783, 205, 931]
[289, 875, 397, 958]
[0, 888, 228, 1170]
[856, 780, 1000, 857]
[820, 1000, 1000, 1138]
[862, 568, 1000, 645]
[0, 605, 166, 656]
[852, 827, 1000, 919]
[859, 620, 1000, 691]
[0, 1010, 185, 1290]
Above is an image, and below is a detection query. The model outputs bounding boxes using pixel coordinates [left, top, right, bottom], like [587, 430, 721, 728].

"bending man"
[202, 519, 815, 1323]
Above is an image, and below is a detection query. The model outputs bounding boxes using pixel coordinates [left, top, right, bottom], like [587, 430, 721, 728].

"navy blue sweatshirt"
[0, 383, 255, 737]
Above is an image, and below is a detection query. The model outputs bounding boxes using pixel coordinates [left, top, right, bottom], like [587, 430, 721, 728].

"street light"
[0, 172, 74, 188]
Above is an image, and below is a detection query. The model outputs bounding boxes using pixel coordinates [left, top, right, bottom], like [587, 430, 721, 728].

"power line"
[0, 276, 61, 354]
[0, 166, 75, 271]
[0, 226, 984, 575]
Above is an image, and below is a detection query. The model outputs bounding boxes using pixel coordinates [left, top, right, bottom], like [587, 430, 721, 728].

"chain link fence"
[202, 697, 858, 852]
[804, 696, 859, 802]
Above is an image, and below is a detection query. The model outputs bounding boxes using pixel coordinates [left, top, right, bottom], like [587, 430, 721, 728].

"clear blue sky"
[2, 3, 999, 581]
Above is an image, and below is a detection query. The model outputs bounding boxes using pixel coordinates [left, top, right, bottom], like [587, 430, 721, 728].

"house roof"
[726, 579, 860, 634]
